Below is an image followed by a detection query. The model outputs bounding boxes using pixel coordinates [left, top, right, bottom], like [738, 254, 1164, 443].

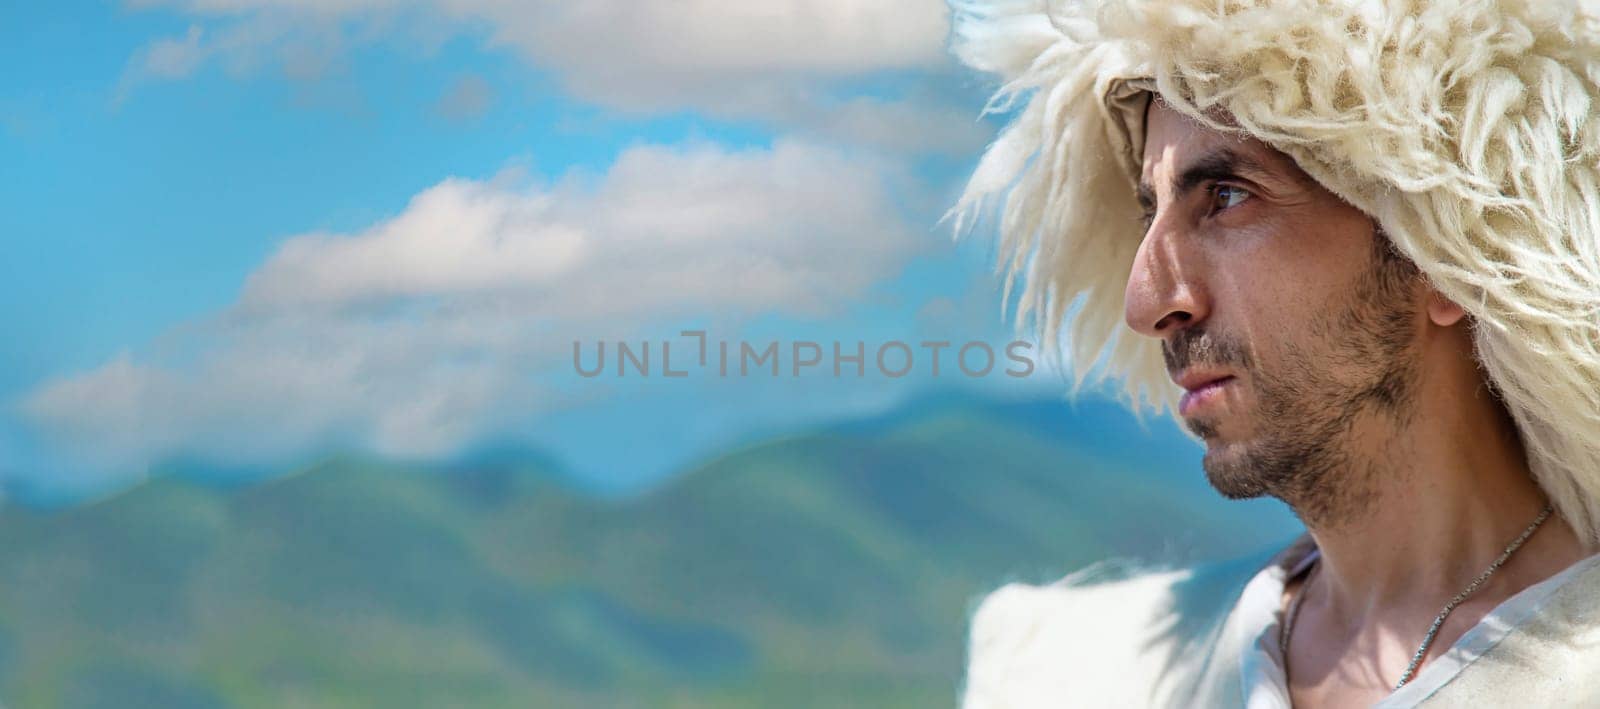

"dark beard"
[1168, 235, 1421, 527]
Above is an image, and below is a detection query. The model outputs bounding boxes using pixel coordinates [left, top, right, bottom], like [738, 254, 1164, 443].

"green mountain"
[0, 394, 1299, 708]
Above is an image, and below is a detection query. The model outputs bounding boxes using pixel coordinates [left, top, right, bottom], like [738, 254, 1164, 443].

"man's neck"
[1295, 381, 1590, 625]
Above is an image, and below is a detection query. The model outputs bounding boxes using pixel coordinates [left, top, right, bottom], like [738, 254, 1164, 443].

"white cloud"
[461, 0, 949, 109]
[434, 73, 494, 121]
[22, 325, 527, 469]
[21, 139, 929, 473]
[141, 24, 210, 79]
[115, 24, 211, 103]
[241, 139, 920, 315]
[132, 0, 948, 81]
[119, 0, 980, 155]
[754, 92, 990, 158]
[237, 176, 589, 310]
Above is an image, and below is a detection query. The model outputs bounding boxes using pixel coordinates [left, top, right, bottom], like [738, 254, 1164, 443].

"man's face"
[1126, 99, 1425, 519]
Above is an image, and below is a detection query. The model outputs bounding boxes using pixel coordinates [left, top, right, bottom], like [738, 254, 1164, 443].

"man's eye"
[1210, 184, 1251, 212]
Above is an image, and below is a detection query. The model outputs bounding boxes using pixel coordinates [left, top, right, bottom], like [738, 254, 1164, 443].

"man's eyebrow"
[1135, 148, 1273, 213]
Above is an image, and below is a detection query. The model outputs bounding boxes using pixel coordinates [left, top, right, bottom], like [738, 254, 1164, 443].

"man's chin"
[1198, 438, 1272, 500]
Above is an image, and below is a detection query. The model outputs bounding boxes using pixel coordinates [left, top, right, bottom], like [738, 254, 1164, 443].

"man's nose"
[1123, 219, 1210, 339]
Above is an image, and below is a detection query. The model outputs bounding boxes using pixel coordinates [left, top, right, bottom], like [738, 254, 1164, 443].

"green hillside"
[0, 395, 1299, 708]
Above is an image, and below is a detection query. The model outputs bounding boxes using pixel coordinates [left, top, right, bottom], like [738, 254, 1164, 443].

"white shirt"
[1234, 545, 1600, 708]
[963, 535, 1600, 708]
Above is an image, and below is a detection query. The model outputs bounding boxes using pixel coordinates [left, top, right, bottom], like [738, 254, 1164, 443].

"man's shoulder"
[962, 542, 1301, 708]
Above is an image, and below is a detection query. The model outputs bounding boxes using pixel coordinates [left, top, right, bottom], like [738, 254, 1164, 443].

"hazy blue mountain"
[0, 392, 1300, 708]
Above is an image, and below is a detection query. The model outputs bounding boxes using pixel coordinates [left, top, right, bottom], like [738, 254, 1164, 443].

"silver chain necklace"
[1277, 503, 1554, 691]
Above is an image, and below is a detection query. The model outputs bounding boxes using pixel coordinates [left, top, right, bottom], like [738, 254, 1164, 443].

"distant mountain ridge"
[0, 391, 1300, 708]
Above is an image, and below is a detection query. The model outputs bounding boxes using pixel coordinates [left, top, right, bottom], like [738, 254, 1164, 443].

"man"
[948, 1, 1600, 706]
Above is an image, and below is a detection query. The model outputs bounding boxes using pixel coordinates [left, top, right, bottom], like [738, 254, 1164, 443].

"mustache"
[1163, 326, 1251, 376]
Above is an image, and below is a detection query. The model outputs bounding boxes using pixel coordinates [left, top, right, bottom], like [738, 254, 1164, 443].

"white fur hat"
[948, 0, 1600, 542]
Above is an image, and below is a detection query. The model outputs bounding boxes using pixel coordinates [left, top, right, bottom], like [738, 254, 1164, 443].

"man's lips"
[1177, 375, 1235, 417]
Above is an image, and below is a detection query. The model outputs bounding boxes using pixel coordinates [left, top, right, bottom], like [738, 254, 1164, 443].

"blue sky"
[2, 0, 1170, 500]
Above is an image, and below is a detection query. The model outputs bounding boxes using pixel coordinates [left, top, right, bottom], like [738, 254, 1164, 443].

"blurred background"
[1, 1, 1299, 706]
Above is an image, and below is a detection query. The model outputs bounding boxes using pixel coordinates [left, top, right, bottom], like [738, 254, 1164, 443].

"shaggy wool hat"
[947, 0, 1600, 542]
